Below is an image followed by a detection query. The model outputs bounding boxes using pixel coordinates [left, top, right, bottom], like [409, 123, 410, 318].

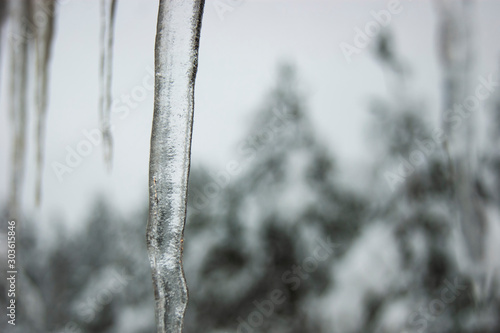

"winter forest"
[1, 0, 500, 332]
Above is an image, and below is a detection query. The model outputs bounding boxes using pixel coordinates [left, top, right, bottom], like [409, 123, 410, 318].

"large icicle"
[98, 0, 117, 170]
[147, 1, 205, 332]
[8, 0, 32, 217]
[34, 0, 56, 206]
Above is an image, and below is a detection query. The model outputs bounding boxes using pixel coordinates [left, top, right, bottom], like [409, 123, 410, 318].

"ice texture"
[146, 1, 205, 332]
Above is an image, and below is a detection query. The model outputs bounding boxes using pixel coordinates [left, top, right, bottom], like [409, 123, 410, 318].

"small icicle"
[7, 0, 33, 218]
[0, 0, 8, 77]
[436, 0, 487, 300]
[98, 0, 117, 171]
[34, 0, 56, 206]
[0, 1, 6, 32]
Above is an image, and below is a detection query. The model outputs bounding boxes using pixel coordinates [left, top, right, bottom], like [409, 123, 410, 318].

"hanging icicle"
[147, 1, 205, 332]
[0, 0, 8, 73]
[33, 0, 56, 206]
[436, 0, 487, 299]
[99, 0, 117, 170]
[0, 1, 7, 101]
[8, 0, 33, 218]
[0, 1, 6, 32]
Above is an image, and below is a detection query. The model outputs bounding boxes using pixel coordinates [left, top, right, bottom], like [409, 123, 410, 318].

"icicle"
[147, 1, 205, 332]
[0, 1, 6, 31]
[98, 0, 117, 170]
[0, 0, 8, 75]
[33, 0, 56, 206]
[436, 0, 487, 299]
[8, 0, 33, 218]
[0, 1, 7, 100]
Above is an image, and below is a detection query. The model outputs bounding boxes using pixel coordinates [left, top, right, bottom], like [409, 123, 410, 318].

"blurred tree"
[0, 200, 155, 333]
[183, 64, 367, 333]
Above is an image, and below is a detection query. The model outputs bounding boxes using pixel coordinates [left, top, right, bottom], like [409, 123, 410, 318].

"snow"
[277, 148, 317, 220]
[407, 229, 428, 266]
[375, 298, 412, 333]
[312, 222, 403, 333]
[115, 304, 155, 333]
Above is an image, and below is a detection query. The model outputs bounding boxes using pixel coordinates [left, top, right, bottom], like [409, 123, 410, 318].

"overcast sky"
[1, 0, 499, 237]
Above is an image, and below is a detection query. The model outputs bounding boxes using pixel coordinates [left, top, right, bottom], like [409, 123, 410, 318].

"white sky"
[0, 0, 499, 236]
